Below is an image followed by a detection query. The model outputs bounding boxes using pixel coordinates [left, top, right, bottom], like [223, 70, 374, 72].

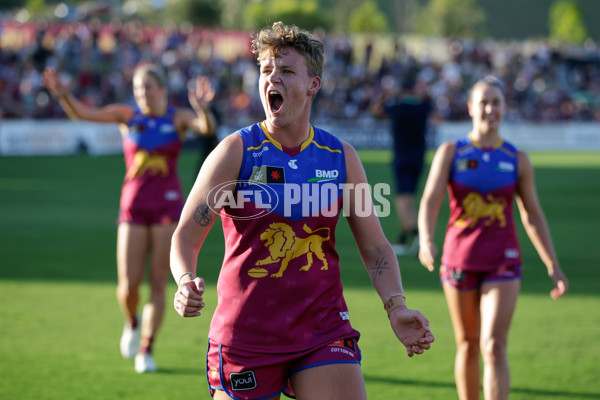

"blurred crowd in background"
[1, 19, 600, 126]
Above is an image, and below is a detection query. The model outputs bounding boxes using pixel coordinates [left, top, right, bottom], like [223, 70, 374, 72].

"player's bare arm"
[170, 133, 243, 317]
[342, 142, 434, 356]
[193, 204, 213, 227]
[418, 141, 455, 271]
[41, 68, 132, 124]
[515, 150, 568, 298]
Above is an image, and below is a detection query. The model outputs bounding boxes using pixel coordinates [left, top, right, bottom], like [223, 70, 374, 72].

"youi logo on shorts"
[230, 371, 257, 391]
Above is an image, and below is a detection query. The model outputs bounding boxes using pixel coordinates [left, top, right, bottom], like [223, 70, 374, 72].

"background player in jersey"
[418, 75, 568, 400]
[41, 63, 216, 373]
[170, 22, 434, 400]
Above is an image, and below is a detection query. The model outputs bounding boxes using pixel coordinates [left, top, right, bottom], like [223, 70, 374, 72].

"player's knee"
[457, 337, 480, 359]
[117, 280, 139, 300]
[480, 337, 507, 364]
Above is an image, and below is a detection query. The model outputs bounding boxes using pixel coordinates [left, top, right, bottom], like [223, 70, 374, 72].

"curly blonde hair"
[251, 21, 324, 78]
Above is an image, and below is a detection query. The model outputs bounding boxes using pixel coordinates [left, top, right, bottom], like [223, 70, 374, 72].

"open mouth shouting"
[268, 90, 283, 114]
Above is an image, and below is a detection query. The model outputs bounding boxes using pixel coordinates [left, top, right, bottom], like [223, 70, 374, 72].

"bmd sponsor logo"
[496, 161, 515, 172]
[308, 169, 339, 182]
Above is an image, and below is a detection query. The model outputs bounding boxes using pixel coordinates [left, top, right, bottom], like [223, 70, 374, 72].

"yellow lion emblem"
[455, 192, 506, 228]
[126, 150, 168, 179]
[255, 223, 330, 278]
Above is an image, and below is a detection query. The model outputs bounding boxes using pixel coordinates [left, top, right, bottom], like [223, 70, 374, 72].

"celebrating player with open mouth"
[170, 22, 434, 400]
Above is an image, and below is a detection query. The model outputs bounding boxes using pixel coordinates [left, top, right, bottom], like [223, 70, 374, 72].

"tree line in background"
[2, 0, 596, 44]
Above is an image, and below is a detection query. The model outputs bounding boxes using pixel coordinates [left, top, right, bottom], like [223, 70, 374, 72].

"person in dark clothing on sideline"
[372, 76, 436, 255]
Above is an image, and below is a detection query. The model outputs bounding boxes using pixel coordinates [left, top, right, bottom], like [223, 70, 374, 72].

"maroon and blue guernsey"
[209, 121, 358, 353]
[442, 135, 522, 271]
[119, 107, 183, 223]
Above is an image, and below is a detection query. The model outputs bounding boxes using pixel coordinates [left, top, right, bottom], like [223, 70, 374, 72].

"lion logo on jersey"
[126, 150, 168, 179]
[255, 223, 330, 278]
[454, 193, 506, 228]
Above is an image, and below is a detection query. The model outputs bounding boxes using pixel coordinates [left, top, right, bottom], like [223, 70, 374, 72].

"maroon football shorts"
[440, 264, 522, 291]
[206, 334, 361, 399]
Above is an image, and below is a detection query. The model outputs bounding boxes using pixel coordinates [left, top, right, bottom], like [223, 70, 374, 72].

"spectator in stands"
[1, 19, 599, 123]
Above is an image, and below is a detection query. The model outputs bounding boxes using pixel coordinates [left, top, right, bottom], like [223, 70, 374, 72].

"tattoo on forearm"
[370, 256, 390, 280]
[193, 204, 212, 226]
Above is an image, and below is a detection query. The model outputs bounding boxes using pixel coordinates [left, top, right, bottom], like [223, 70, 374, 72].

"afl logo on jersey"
[206, 180, 279, 220]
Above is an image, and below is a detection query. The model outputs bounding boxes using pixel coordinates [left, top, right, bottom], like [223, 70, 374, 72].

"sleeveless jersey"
[209, 121, 357, 353]
[120, 107, 184, 213]
[441, 135, 521, 271]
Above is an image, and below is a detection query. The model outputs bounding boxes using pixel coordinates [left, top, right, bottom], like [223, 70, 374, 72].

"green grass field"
[1, 149, 599, 399]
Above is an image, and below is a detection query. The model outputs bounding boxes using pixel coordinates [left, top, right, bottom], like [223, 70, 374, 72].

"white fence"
[0, 120, 123, 156]
[1, 119, 599, 156]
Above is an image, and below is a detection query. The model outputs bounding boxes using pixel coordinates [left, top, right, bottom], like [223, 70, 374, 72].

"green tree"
[25, 0, 46, 16]
[388, 0, 420, 33]
[164, 0, 222, 27]
[416, 0, 486, 37]
[242, 1, 267, 31]
[548, 0, 588, 44]
[347, 0, 389, 33]
[219, 0, 246, 29]
[241, 0, 331, 31]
